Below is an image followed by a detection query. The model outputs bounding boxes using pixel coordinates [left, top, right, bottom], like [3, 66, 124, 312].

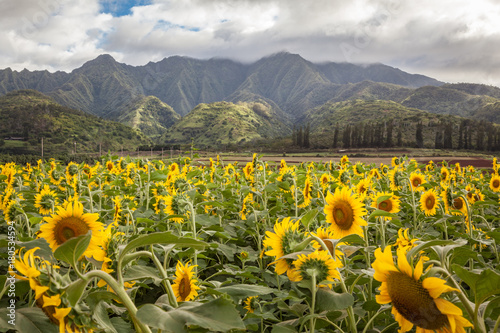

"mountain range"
[1, 52, 500, 147]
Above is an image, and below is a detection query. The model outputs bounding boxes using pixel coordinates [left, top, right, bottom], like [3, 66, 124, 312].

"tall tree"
[397, 127, 402, 147]
[303, 123, 310, 148]
[416, 121, 424, 148]
[385, 121, 393, 147]
[343, 125, 351, 148]
[333, 123, 339, 148]
[297, 126, 303, 147]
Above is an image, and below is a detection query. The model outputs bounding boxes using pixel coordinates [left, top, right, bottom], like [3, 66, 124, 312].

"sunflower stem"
[149, 246, 179, 308]
[361, 307, 390, 333]
[83, 270, 152, 333]
[87, 185, 94, 213]
[435, 266, 484, 333]
[337, 269, 357, 333]
[309, 272, 317, 333]
[187, 201, 198, 271]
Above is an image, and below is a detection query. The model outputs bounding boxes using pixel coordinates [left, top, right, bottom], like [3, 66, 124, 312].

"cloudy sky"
[1, 0, 499, 86]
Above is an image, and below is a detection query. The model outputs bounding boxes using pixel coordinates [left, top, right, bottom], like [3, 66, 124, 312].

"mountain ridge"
[0, 52, 444, 119]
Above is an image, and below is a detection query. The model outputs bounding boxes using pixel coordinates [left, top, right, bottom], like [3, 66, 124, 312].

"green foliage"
[161, 101, 290, 147]
[0, 90, 150, 155]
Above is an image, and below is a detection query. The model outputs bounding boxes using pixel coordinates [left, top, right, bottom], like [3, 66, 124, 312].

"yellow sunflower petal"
[392, 306, 414, 333]
[433, 297, 463, 316]
[414, 257, 424, 280]
[396, 248, 413, 277]
[422, 277, 459, 299]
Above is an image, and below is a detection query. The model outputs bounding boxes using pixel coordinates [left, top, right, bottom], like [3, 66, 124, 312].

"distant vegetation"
[0, 90, 150, 156]
[2, 53, 500, 154]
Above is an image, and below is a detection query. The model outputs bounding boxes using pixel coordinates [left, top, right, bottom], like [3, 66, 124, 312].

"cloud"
[0, 0, 499, 86]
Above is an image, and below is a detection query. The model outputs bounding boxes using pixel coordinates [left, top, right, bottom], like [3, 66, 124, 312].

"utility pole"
[99, 143, 102, 157]
[74, 142, 77, 154]
[41, 137, 44, 159]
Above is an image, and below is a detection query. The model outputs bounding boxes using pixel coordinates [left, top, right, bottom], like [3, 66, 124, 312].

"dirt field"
[202, 155, 494, 168]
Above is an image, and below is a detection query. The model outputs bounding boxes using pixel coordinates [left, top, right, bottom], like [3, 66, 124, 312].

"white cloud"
[0, 0, 499, 86]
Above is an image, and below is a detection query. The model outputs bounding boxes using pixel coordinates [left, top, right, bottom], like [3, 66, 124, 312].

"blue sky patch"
[100, 0, 152, 17]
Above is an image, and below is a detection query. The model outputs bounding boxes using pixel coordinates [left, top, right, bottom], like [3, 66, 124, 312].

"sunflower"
[298, 177, 313, 208]
[440, 167, 450, 184]
[263, 217, 305, 279]
[340, 155, 349, 165]
[372, 246, 473, 333]
[324, 186, 367, 238]
[355, 178, 371, 201]
[394, 228, 417, 254]
[353, 162, 365, 177]
[450, 197, 467, 217]
[243, 296, 258, 313]
[389, 168, 403, 191]
[309, 227, 339, 257]
[291, 249, 342, 284]
[39, 201, 105, 260]
[369, 168, 382, 180]
[371, 191, 400, 220]
[420, 189, 440, 216]
[319, 173, 332, 191]
[409, 172, 426, 192]
[171, 261, 200, 302]
[14, 247, 41, 289]
[65, 162, 79, 180]
[391, 156, 401, 168]
[240, 192, 253, 220]
[489, 174, 500, 192]
[425, 160, 435, 172]
[34, 185, 59, 215]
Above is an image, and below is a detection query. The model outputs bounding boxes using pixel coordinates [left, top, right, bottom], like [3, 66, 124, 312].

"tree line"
[294, 118, 500, 151]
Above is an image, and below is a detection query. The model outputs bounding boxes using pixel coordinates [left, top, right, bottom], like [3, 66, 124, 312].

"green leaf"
[53, 231, 92, 267]
[150, 170, 168, 181]
[376, 195, 393, 206]
[452, 265, 500, 305]
[65, 278, 90, 307]
[407, 239, 465, 260]
[368, 209, 397, 220]
[136, 298, 246, 333]
[300, 208, 318, 229]
[338, 234, 365, 245]
[215, 284, 274, 300]
[475, 269, 500, 304]
[118, 232, 207, 262]
[123, 265, 163, 284]
[93, 301, 118, 333]
[0, 307, 58, 333]
[315, 287, 354, 312]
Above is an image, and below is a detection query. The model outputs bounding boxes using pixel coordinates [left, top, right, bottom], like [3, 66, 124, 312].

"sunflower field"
[1, 154, 499, 333]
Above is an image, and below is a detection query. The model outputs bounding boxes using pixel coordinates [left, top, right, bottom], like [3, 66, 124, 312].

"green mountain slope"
[49, 54, 142, 118]
[400, 85, 499, 117]
[0, 90, 150, 154]
[302, 99, 468, 148]
[161, 101, 289, 147]
[107, 95, 180, 138]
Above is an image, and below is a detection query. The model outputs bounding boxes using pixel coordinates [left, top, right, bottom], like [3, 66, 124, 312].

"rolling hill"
[161, 101, 290, 147]
[0, 90, 150, 154]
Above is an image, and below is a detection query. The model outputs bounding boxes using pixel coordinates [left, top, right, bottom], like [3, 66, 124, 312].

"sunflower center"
[425, 196, 435, 210]
[178, 276, 191, 300]
[332, 201, 354, 230]
[386, 272, 448, 330]
[53, 217, 90, 245]
[493, 180, 500, 188]
[379, 200, 392, 212]
[412, 178, 421, 187]
[453, 198, 463, 210]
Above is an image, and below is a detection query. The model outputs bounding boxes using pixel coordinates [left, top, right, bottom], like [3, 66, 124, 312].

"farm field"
[1, 154, 499, 333]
